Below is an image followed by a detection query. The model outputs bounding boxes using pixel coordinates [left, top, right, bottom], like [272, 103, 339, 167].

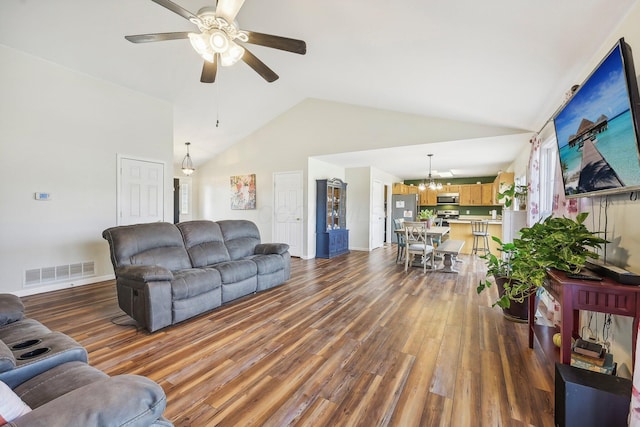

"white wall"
[531, 2, 640, 378]
[196, 98, 529, 259]
[345, 167, 371, 251]
[0, 45, 173, 295]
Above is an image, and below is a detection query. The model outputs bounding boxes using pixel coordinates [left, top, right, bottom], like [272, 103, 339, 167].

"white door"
[118, 157, 164, 225]
[372, 180, 385, 249]
[274, 171, 303, 257]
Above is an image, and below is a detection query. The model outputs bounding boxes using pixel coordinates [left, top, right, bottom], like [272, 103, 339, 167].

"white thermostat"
[34, 192, 51, 201]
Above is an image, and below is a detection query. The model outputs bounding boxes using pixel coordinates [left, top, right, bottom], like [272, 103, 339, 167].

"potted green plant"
[476, 236, 529, 321]
[498, 183, 528, 210]
[477, 212, 607, 314]
[418, 209, 435, 228]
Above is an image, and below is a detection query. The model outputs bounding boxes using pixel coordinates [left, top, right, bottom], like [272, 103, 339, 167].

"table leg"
[440, 253, 459, 273]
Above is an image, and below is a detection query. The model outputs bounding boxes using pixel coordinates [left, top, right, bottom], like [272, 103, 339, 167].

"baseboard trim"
[14, 274, 115, 297]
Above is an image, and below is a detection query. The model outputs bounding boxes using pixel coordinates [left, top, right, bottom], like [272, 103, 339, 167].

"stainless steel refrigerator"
[391, 194, 418, 223]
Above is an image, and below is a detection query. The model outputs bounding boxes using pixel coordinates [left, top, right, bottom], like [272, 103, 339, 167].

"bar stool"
[471, 220, 490, 256]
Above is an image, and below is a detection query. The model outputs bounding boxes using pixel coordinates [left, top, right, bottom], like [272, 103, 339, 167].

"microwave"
[437, 193, 459, 205]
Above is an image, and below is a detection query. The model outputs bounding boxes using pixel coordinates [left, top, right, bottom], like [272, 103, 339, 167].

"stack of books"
[570, 339, 616, 375]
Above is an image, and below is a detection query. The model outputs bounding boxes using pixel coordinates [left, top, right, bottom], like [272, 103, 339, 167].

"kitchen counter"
[446, 219, 502, 255]
[447, 218, 502, 225]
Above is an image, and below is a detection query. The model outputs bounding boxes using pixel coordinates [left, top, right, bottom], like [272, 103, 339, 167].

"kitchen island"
[446, 217, 502, 255]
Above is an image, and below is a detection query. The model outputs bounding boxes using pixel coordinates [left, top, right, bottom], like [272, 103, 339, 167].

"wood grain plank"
[20, 247, 555, 426]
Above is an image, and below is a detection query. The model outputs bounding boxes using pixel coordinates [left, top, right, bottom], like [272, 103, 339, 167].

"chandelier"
[181, 142, 195, 176]
[418, 154, 442, 191]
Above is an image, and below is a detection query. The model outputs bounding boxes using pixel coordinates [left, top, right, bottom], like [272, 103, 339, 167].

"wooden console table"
[528, 269, 640, 367]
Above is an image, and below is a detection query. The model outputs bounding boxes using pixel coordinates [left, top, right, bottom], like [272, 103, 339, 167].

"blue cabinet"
[316, 179, 349, 258]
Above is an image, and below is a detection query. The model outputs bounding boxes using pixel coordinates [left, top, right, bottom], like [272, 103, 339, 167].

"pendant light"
[426, 154, 442, 191]
[181, 142, 195, 176]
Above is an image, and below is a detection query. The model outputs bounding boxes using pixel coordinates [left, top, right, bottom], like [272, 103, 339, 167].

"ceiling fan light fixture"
[220, 41, 245, 66]
[209, 29, 229, 52]
[189, 32, 211, 57]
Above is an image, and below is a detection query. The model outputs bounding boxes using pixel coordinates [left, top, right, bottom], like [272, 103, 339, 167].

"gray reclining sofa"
[0, 294, 171, 426]
[102, 220, 291, 333]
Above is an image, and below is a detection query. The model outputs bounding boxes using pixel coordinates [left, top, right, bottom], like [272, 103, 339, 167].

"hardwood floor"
[21, 246, 555, 426]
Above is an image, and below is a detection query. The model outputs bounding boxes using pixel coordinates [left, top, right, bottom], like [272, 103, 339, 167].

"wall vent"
[24, 261, 95, 287]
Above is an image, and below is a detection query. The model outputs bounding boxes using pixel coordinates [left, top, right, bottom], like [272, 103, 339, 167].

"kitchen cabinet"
[407, 185, 419, 194]
[442, 184, 460, 194]
[460, 185, 471, 205]
[316, 179, 349, 258]
[419, 188, 437, 206]
[481, 183, 493, 205]
[393, 183, 408, 194]
[493, 172, 514, 205]
[460, 184, 482, 205]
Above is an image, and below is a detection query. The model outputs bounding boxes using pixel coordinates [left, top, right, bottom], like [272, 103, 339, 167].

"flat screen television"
[553, 37, 640, 198]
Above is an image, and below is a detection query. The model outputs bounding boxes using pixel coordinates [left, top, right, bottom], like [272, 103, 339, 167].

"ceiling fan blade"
[151, 0, 198, 21]
[200, 55, 218, 83]
[215, 0, 245, 22]
[125, 32, 190, 43]
[242, 48, 279, 82]
[244, 31, 307, 55]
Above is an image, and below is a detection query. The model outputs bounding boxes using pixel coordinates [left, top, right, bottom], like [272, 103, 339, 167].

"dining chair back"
[393, 218, 406, 263]
[431, 217, 444, 246]
[403, 221, 435, 273]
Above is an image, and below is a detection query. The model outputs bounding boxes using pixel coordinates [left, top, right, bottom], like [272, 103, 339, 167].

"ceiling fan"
[125, 0, 306, 83]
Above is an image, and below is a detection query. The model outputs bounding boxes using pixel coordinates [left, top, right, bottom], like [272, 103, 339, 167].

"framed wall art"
[230, 174, 256, 210]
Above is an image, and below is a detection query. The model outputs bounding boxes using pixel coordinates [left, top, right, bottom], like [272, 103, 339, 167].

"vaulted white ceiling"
[1, 0, 637, 178]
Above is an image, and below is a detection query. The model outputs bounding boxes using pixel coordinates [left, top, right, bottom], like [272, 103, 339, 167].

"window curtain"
[526, 133, 542, 227]
[633, 343, 640, 426]
[552, 154, 579, 218]
[526, 132, 579, 227]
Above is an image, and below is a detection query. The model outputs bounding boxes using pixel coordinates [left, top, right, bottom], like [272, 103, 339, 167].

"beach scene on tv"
[553, 43, 640, 196]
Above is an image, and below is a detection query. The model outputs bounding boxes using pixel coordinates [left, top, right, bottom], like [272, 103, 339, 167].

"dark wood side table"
[528, 269, 640, 367]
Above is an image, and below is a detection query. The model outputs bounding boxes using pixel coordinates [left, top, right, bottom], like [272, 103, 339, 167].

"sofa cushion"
[13, 361, 107, 409]
[254, 243, 290, 255]
[102, 222, 192, 272]
[177, 221, 231, 267]
[212, 260, 257, 284]
[247, 254, 285, 275]
[218, 220, 261, 260]
[171, 268, 222, 300]
[0, 380, 31, 424]
[0, 341, 15, 374]
[0, 295, 24, 326]
[13, 361, 168, 427]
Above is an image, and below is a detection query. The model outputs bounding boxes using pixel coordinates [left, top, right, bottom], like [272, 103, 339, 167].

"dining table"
[395, 225, 451, 269]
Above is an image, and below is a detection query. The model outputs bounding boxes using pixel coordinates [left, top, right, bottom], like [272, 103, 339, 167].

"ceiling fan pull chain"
[216, 82, 220, 128]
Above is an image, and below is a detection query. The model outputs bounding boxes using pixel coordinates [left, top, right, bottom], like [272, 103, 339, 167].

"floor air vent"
[24, 261, 95, 287]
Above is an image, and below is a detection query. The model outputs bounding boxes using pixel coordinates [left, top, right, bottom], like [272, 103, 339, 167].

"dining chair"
[471, 220, 490, 255]
[432, 217, 444, 246]
[404, 221, 435, 273]
[393, 218, 406, 263]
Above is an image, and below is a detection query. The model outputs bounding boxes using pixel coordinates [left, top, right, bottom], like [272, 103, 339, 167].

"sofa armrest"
[117, 265, 174, 282]
[254, 243, 290, 255]
[11, 375, 169, 427]
[0, 294, 24, 326]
